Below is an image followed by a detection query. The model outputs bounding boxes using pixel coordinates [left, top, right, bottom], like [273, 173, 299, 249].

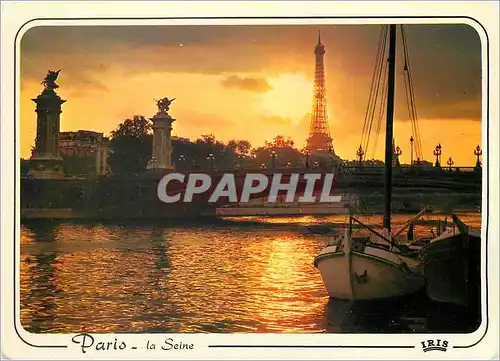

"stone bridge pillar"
[147, 106, 176, 171]
[28, 71, 66, 179]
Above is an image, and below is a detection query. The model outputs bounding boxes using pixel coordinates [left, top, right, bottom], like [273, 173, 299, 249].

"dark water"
[20, 213, 482, 334]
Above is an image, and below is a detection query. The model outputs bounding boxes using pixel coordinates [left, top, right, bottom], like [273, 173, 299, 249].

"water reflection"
[20, 214, 481, 333]
[22, 253, 59, 332]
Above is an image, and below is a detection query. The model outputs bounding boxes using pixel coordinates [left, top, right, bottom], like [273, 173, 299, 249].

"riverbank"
[21, 203, 481, 221]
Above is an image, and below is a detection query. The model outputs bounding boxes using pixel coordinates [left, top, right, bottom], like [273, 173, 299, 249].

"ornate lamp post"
[302, 148, 311, 169]
[178, 154, 186, 170]
[433, 144, 442, 168]
[394, 145, 402, 167]
[270, 150, 277, 170]
[340, 159, 349, 177]
[206, 153, 215, 171]
[447, 157, 454, 171]
[356, 145, 364, 166]
[474, 145, 482, 169]
[409, 136, 414, 165]
[327, 146, 335, 169]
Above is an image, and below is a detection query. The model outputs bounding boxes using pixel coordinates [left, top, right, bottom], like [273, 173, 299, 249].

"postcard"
[1, 1, 498, 360]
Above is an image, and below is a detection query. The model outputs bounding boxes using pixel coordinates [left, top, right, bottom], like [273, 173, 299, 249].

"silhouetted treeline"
[105, 116, 337, 175]
[21, 115, 393, 178]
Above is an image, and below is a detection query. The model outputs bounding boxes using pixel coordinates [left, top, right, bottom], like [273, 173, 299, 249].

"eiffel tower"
[306, 31, 337, 157]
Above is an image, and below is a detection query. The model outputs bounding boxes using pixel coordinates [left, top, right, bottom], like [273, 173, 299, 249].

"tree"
[194, 133, 233, 169]
[224, 140, 251, 169]
[227, 140, 252, 156]
[108, 116, 152, 175]
[170, 135, 254, 171]
[264, 135, 295, 149]
[172, 137, 204, 170]
[111, 116, 152, 139]
[252, 135, 303, 168]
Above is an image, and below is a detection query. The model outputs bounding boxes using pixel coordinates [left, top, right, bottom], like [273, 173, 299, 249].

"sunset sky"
[20, 24, 482, 165]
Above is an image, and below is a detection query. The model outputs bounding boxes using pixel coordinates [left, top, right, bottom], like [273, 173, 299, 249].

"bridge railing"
[176, 165, 481, 174]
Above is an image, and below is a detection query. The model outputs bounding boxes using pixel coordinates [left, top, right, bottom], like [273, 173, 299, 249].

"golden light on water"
[20, 223, 329, 333]
[254, 236, 326, 332]
[20, 213, 481, 333]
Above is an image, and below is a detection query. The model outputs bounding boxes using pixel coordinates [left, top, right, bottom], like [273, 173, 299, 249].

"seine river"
[20, 213, 481, 334]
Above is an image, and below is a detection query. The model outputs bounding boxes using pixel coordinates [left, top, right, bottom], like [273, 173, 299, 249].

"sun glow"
[257, 73, 313, 124]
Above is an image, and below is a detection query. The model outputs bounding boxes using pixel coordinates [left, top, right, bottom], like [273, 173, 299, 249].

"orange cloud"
[261, 115, 293, 125]
[220, 75, 272, 93]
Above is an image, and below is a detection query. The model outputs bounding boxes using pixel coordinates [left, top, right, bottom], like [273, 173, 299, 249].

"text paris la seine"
[71, 333, 194, 354]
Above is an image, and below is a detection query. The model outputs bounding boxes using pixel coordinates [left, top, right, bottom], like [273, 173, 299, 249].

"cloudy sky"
[20, 23, 481, 165]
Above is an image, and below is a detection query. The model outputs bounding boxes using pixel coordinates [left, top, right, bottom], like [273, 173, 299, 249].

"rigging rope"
[360, 25, 388, 159]
[401, 25, 423, 161]
[360, 25, 424, 163]
[371, 60, 388, 159]
[360, 27, 383, 152]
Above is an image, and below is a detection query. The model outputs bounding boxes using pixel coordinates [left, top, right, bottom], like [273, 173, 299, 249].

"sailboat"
[314, 24, 425, 301]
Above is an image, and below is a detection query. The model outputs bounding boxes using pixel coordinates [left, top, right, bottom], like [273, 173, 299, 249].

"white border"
[1, 1, 498, 360]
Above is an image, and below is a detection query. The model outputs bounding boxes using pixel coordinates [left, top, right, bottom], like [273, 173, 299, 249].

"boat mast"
[383, 24, 397, 232]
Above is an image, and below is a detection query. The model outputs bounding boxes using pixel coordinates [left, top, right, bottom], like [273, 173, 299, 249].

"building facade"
[59, 130, 111, 176]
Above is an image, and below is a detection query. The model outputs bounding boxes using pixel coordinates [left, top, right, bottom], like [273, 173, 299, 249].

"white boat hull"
[314, 245, 425, 301]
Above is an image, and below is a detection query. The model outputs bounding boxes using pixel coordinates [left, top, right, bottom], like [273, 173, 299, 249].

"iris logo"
[421, 339, 449, 352]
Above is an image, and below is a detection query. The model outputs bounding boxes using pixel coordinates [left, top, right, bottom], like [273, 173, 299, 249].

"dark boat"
[420, 214, 481, 310]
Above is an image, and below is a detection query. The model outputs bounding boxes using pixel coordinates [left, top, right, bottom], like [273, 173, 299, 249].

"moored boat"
[314, 224, 424, 301]
[421, 215, 481, 307]
[314, 24, 425, 301]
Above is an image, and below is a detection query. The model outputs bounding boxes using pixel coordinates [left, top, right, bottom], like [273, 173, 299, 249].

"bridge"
[21, 165, 482, 220]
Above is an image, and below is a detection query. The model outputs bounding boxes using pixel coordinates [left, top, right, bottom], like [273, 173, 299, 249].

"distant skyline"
[20, 24, 482, 165]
